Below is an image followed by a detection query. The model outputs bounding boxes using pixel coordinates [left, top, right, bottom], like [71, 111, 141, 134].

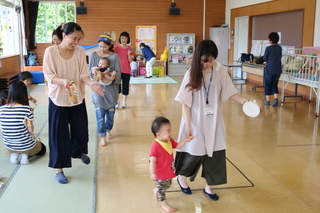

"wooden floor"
[15, 77, 320, 212]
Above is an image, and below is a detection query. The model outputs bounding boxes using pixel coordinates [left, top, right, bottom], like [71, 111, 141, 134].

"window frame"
[36, 1, 76, 43]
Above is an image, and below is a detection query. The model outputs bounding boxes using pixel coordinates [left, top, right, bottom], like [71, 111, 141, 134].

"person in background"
[140, 43, 156, 78]
[0, 81, 46, 165]
[149, 117, 193, 212]
[43, 22, 105, 184]
[52, 25, 62, 45]
[19, 71, 37, 104]
[114, 32, 134, 109]
[89, 33, 121, 146]
[174, 40, 248, 201]
[130, 57, 138, 77]
[0, 89, 8, 106]
[263, 32, 282, 106]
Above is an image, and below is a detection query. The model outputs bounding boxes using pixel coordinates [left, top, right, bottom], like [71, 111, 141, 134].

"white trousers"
[146, 57, 156, 77]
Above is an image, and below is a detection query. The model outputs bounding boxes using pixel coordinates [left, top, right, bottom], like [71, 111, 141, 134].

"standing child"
[130, 57, 138, 77]
[149, 117, 193, 212]
[19, 71, 37, 104]
[0, 81, 46, 165]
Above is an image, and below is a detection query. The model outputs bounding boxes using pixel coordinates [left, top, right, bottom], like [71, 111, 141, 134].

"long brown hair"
[186, 40, 218, 91]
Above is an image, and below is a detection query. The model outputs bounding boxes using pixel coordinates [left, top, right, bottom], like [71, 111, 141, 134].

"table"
[222, 62, 245, 82]
[241, 62, 265, 90]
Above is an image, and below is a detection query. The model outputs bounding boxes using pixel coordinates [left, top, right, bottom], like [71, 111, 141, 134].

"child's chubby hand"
[92, 66, 100, 75]
[150, 173, 157, 180]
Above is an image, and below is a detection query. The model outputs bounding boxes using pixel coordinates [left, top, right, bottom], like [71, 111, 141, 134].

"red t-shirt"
[114, 45, 133, 74]
[149, 138, 178, 180]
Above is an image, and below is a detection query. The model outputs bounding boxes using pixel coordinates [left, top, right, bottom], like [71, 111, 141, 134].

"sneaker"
[264, 101, 270, 106]
[115, 102, 119, 109]
[122, 101, 127, 108]
[273, 99, 279, 107]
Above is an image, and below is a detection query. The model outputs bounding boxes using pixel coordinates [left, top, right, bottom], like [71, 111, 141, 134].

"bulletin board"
[135, 25, 157, 56]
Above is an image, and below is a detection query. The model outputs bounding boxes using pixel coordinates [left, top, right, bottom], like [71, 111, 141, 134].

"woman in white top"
[43, 22, 104, 184]
[174, 40, 247, 200]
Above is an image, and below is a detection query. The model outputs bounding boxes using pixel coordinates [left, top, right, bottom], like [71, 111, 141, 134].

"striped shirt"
[0, 105, 36, 151]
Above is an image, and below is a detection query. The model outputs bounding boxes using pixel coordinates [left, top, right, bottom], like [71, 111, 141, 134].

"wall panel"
[0, 55, 20, 74]
[27, 0, 226, 64]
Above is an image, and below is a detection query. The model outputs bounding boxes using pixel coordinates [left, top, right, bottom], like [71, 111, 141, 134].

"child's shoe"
[264, 101, 270, 106]
[273, 99, 279, 107]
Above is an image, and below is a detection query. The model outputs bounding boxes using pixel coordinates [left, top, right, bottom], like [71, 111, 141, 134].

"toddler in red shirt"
[149, 117, 193, 212]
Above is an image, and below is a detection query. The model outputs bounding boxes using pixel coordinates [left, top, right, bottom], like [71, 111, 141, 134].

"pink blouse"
[43, 45, 89, 107]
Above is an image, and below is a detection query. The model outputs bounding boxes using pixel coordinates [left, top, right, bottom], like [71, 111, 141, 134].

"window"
[36, 1, 75, 43]
[0, 0, 20, 57]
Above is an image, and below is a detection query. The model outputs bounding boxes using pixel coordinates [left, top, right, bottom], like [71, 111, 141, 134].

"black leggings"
[118, 73, 130, 95]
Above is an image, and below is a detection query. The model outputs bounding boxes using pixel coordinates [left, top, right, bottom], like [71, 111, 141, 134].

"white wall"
[226, 0, 320, 47]
[314, 0, 320, 46]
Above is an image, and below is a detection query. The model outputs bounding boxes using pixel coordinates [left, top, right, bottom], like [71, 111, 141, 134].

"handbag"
[256, 56, 264, 64]
[240, 53, 254, 62]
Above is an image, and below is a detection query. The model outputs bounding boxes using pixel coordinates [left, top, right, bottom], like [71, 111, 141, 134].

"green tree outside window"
[36, 2, 75, 43]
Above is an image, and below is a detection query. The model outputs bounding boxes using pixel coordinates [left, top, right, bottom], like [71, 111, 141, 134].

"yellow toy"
[160, 47, 168, 61]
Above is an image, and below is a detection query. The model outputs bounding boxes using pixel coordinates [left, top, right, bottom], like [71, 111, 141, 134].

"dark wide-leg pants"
[48, 98, 89, 168]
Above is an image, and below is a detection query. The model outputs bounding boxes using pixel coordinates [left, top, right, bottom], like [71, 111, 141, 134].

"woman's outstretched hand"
[89, 82, 105, 96]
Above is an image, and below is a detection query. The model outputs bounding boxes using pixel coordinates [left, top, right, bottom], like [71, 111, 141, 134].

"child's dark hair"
[140, 43, 150, 49]
[151, 117, 170, 137]
[54, 22, 84, 42]
[268, 32, 279, 44]
[119, 31, 131, 44]
[100, 57, 110, 65]
[133, 57, 136, 61]
[19, 71, 33, 81]
[0, 89, 8, 106]
[8, 81, 29, 106]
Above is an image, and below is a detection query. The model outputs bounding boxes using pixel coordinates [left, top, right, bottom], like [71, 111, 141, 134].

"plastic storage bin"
[152, 66, 159, 75]
[139, 67, 146, 76]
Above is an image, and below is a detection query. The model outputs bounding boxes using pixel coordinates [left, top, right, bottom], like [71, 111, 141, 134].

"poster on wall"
[135, 26, 157, 57]
[0, 4, 15, 56]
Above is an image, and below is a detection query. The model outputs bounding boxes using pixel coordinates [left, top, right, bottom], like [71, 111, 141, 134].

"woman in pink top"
[114, 32, 134, 108]
[43, 22, 104, 184]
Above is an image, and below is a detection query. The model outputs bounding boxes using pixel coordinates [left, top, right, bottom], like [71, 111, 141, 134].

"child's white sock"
[10, 153, 19, 164]
[20, 154, 30, 165]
